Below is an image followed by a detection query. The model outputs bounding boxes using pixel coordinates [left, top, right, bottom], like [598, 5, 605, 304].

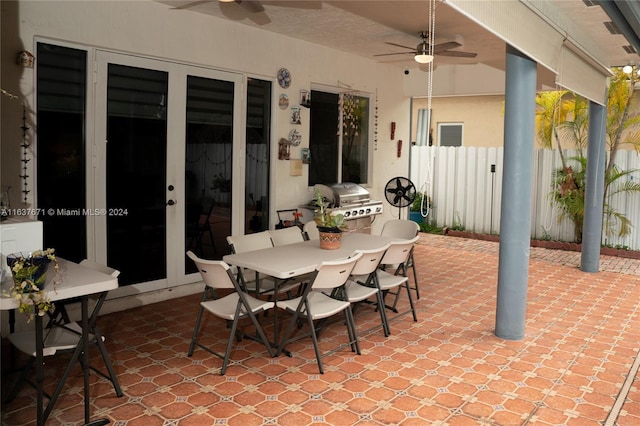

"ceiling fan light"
[219, 0, 235, 3]
[623, 64, 633, 74]
[414, 53, 434, 64]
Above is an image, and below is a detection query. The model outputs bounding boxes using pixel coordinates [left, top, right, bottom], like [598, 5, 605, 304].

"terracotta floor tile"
[3, 234, 640, 425]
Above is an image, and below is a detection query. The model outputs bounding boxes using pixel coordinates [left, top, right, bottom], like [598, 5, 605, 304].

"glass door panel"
[184, 75, 234, 272]
[36, 43, 87, 262]
[105, 64, 168, 285]
[245, 78, 271, 234]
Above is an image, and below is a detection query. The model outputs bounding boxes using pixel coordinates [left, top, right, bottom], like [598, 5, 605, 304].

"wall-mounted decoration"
[278, 137, 292, 160]
[277, 68, 291, 89]
[288, 129, 302, 146]
[300, 90, 310, 108]
[290, 106, 301, 124]
[301, 148, 311, 164]
[16, 51, 35, 68]
[20, 105, 31, 203]
[290, 159, 303, 176]
[279, 94, 289, 110]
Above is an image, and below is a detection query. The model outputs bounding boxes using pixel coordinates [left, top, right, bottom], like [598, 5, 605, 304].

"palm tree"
[537, 68, 640, 242]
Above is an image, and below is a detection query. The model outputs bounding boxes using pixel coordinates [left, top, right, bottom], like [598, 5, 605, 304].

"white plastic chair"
[226, 232, 278, 295]
[275, 252, 363, 374]
[186, 251, 275, 375]
[374, 236, 420, 333]
[227, 231, 302, 298]
[303, 221, 319, 241]
[344, 244, 391, 336]
[380, 219, 421, 298]
[269, 226, 305, 246]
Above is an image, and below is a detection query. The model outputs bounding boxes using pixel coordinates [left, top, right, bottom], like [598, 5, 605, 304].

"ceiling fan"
[172, 0, 321, 26]
[374, 31, 477, 63]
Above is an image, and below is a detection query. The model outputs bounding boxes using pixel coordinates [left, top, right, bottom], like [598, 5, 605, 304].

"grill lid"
[314, 182, 370, 207]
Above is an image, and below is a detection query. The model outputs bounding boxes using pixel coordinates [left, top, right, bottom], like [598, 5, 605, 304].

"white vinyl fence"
[410, 146, 640, 250]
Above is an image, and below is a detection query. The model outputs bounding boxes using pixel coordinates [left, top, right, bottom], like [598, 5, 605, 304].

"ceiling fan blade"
[218, 0, 271, 25]
[248, 11, 271, 25]
[384, 41, 415, 51]
[262, 1, 322, 9]
[238, 0, 265, 13]
[432, 41, 461, 54]
[374, 52, 414, 57]
[438, 50, 478, 58]
[171, 0, 211, 10]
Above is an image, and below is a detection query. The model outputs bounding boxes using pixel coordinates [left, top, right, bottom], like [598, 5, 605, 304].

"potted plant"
[5, 248, 58, 322]
[313, 188, 347, 249]
[410, 192, 429, 224]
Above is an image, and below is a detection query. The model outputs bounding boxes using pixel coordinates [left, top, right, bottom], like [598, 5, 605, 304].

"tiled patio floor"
[2, 233, 639, 425]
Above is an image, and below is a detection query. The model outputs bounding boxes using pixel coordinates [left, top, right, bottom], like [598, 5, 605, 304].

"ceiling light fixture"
[414, 42, 434, 64]
[623, 64, 634, 74]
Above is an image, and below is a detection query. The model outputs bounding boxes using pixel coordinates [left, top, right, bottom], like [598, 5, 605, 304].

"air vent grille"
[623, 45, 638, 54]
[604, 21, 621, 35]
[581, 0, 597, 6]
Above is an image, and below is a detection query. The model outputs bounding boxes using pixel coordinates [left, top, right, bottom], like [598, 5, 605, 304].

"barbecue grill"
[303, 183, 383, 233]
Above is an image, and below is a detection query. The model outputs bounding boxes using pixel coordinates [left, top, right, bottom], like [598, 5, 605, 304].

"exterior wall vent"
[604, 21, 622, 35]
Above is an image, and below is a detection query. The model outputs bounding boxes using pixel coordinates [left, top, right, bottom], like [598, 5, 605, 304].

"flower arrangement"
[313, 188, 346, 231]
[5, 248, 58, 322]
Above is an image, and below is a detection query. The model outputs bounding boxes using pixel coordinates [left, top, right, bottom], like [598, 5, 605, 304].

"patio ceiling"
[156, 0, 640, 75]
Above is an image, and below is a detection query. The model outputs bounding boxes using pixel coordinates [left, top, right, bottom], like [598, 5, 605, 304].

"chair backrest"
[303, 221, 319, 241]
[79, 259, 120, 278]
[380, 236, 419, 266]
[310, 252, 362, 290]
[380, 219, 419, 239]
[226, 231, 273, 254]
[269, 227, 305, 246]
[350, 245, 390, 276]
[186, 251, 235, 290]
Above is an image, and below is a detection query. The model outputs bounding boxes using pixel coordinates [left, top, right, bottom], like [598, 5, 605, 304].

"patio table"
[1, 259, 119, 426]
[222, 232, 396, 351]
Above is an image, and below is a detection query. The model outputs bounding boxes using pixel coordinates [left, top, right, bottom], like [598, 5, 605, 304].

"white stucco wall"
[1, 0, 412, 231]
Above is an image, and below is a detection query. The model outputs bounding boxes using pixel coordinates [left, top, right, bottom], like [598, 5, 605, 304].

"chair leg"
[245, 311, 276, 358]
[344, 307, 360, 355]
[405, 281, 418, 322]
[408, 252, 420, 299]
[389, 264, 408, 313]
[220, 315, 240, 375]
[188, 286, 216, 356]
[375, 289, 391, 337]
[91, 328, 123, 397]
[4, 356, 35, 402]
[307, 315, 324, 374]
[188, 305, 206, 357]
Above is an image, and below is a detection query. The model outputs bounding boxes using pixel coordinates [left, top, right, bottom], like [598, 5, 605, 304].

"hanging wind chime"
[19, 104, 30, 204]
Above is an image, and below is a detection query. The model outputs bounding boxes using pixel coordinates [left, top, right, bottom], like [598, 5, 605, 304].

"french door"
[93, 52, 243, 294]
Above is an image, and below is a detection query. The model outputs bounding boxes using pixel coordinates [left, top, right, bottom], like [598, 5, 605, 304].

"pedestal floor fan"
[384, 177, 417, 219]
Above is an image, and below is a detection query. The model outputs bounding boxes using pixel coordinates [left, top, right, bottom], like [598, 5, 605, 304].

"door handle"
[167, 199, 175, 206]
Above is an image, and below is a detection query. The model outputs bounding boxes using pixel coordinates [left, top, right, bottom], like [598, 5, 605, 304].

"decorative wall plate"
[288, 129, 302, 146]
[277, 68, 291, 89]
[279, 94, 289, 109]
